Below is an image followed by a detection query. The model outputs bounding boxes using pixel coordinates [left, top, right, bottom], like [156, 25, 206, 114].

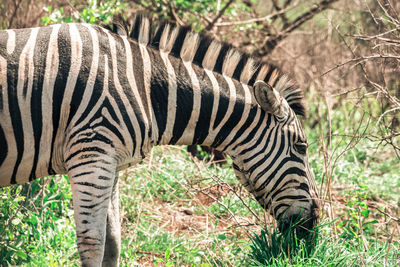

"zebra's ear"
[254, 80, 288, 120]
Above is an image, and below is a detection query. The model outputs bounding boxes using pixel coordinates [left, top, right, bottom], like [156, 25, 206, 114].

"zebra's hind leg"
[102, 176, 121, 267]
[67, 158, 117, 267]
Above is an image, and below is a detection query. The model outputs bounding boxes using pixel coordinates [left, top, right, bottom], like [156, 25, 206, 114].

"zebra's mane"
[105, 13, 305, 116]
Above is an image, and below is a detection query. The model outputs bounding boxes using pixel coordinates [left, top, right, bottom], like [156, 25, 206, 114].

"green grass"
[248, 223, 399, 266]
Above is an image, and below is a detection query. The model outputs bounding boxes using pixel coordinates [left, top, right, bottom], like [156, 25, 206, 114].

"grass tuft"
[248, 217, 320, 266]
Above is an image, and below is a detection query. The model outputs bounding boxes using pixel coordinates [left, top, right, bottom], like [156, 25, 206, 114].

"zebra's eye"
[294, 142, 308, 154]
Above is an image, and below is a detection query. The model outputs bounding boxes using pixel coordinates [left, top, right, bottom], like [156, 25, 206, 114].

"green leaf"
[16, 250, 27, 259]
[165, 247, 171, 260]
[217, 234, 227, 240]
[360, 209, 370, 218]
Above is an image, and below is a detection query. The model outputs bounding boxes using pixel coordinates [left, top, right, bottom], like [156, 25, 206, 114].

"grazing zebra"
[0, 14, 319, 266]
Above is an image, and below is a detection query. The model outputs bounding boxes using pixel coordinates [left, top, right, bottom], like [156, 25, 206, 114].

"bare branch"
[349, 26, 400, 43]
[213, 5, 295, 27]
[8, 0, 23, 28]
[256, 0, 339, 56]
[272, 0, 290, 27]
[321, 54, 400, 77]
[204, 0, 235, 31]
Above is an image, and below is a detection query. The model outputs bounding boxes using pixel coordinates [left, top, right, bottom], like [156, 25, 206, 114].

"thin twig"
[210, 175, 261, 221]
[204, 0, 235, 31]
[320, 54, 400, 77]
[257, 0, 339, 56]
[8, 0, 23, 28]
[213, 6, 295, 27]
[375, 207, 400, 224]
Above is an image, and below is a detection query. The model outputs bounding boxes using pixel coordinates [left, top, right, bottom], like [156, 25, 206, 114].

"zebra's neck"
[146, 47, 261, 154]
[104, 14, 305, 159]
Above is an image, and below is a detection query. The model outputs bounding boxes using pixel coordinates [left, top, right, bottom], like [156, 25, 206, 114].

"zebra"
[0, 14, 319, 266]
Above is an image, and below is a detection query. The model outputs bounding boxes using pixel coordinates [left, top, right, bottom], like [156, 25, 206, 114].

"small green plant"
[338, 184, 378, 241]
[41, 0, 127, 25]
[0, 175, 76, 266]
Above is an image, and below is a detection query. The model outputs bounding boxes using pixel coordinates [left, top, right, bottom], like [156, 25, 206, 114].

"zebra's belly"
[0, 133, 54, 187]
[0, 154, 53, 188]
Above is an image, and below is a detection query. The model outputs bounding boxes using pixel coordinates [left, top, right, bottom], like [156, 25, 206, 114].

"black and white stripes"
[0, 13, 319, 266]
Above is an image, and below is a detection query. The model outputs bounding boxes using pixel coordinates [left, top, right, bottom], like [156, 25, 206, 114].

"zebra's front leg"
[68, 158, 117, 267]
[102, 177, 121, 267]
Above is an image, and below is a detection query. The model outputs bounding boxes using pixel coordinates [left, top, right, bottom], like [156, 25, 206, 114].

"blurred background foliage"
[0, 0, 399, 265]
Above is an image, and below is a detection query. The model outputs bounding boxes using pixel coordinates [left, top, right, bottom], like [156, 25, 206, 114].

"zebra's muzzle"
[277, 198, 320, 234]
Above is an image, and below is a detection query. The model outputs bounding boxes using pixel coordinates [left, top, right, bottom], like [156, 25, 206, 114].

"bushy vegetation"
[41, 0, 127, 25]
[0, 175, 76, 265]
[0, 0, 399, 266]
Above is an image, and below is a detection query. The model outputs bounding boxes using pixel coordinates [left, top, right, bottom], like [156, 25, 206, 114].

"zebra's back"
[0, 23, 150, 187]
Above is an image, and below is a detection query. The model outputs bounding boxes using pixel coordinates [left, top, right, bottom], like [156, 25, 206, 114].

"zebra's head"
[231, 80, 319, 231]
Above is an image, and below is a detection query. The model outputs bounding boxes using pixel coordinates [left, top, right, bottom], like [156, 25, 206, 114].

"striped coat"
[0, 14, 319, 266]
